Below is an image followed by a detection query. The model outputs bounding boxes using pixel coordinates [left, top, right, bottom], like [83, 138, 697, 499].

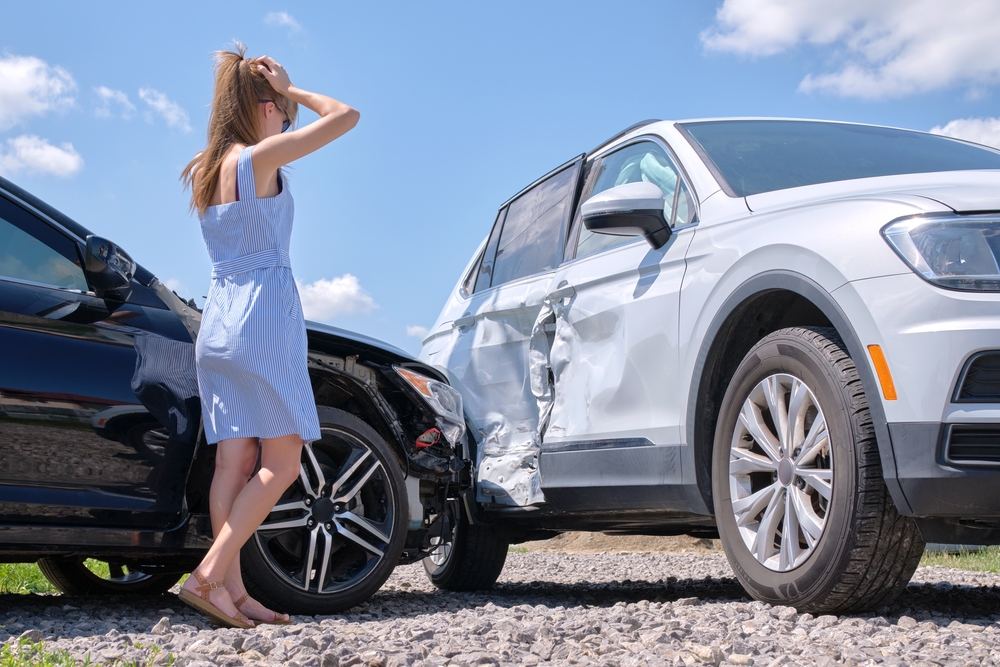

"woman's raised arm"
[252, 56, 359, 173]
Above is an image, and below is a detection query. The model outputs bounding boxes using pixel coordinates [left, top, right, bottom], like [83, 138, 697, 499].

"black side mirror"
[85, 235, 135, 302]
[581, 181, 671, 249]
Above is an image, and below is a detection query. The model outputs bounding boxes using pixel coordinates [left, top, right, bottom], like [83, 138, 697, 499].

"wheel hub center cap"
[311, 498, 336, 522]
[777, 458, 794, 486]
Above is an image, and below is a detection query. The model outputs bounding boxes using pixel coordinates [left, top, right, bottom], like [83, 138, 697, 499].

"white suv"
[419, 119, 1000, 613]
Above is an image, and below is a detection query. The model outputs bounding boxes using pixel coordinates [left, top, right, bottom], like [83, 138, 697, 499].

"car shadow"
[2, 578, 999, 637]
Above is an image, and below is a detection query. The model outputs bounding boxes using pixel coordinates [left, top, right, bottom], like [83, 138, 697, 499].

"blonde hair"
[182, 42, 298, 213]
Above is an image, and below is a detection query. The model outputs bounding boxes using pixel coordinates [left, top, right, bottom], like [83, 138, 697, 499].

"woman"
[179, 44, 359, 628]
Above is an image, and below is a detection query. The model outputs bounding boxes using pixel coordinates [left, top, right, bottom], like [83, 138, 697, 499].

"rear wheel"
[423, 500, 508, 591]
[712, 327, 924, 614]
[37, 557, 179, 596]
[241, 407, 407, 615]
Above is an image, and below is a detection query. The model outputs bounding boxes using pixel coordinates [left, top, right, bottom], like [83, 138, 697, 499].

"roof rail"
[587, 119, 662, 156]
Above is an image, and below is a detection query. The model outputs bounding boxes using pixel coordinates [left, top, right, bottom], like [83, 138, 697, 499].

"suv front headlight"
[882, 215, 1000, 291]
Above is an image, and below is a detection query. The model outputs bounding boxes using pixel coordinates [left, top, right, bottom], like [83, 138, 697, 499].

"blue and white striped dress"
[195, 145, 321, 445]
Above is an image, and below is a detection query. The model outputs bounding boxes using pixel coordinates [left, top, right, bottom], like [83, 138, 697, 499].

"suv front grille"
[946, 425, 1000, 464]
[956, 352, 1000, 402]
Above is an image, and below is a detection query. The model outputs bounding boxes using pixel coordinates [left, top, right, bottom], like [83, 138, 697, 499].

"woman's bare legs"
[182, 434, 303, 622]
[204, 438, 288, 622]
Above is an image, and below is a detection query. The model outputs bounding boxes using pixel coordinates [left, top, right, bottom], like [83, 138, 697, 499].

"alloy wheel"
[728, 373, 833, 571]
[254, 426, 396, 594]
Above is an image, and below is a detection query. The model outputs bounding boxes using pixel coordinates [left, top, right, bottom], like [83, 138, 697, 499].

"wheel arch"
[686, 270, 908, 516]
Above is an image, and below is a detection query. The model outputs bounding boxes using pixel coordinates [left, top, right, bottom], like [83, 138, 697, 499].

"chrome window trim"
[0, 274, 90, 295]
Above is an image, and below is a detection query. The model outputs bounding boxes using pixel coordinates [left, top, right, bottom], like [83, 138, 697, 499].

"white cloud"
[264, 11, 302, 32]
[701, 0, 1000, 99]
[297, 275, 377, 321]
[0, 135, 83, 178]
[0, 55, 76, 130]
[406, 325, 429, 339]
[930, 117, 1000, 149]
[94, 86, 136, 119]
[138, 88, 191, 132]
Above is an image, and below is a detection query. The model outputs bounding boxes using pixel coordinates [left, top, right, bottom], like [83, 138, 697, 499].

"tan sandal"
[178, 570, 255, 629]
[233, 591, 293, 625]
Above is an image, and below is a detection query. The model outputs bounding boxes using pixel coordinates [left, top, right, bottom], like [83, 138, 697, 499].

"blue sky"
[3, 1, 999, 355]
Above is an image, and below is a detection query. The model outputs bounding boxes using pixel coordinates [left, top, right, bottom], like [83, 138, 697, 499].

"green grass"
[0, 639, 171, 667]
[0, 564, 56, 595]
[920, 545, 1000, 573]
[0, 639, 78, 667]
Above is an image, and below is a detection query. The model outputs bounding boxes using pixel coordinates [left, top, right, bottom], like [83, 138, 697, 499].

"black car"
[0, 174, 468, 613]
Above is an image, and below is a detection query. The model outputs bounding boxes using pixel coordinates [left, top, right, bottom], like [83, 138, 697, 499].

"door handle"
[547, 284, 576, 301]
[453, 314, 476, 329]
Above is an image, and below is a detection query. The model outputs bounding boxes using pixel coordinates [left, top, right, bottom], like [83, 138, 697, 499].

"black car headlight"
[395, 366, 466, 447]
[882, 216, 1000, 291]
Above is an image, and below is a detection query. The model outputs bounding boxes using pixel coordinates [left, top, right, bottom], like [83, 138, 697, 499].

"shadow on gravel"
[3, 579, 1000, 634]
[877, 582, 1000, 624]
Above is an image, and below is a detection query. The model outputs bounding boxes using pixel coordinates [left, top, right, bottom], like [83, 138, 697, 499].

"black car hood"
[305, 321, 444, 380]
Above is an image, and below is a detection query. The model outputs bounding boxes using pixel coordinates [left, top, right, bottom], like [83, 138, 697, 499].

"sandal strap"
[190, 570, 226, 601]
[233, 592, 250, 609]
[234, 611, 253, 626]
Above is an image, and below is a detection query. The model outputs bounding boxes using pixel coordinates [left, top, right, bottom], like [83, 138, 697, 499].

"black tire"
[241, 407, 407, 615]
[423, 500, 508, 591]
[712, 327, 924, 614]
[37, 557, 180, 596]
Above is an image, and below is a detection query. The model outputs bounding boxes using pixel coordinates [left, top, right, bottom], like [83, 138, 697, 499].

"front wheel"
[712, 327, 924, 614]
[423, 500, 508, 591]
[241, 407, 407, 615]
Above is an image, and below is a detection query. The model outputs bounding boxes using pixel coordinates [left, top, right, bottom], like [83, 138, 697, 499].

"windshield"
[679, 120, 1000, 197]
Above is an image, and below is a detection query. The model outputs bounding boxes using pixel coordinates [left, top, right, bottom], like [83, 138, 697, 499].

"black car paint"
[0, 175, 460, 569]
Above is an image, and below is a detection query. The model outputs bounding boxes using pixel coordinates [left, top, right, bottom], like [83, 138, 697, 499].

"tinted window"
[491, 162, 579, 287]
[0, 197, 87, 290]
[577, 141, 693, 259]
[473, 208, 506, 293]
[681, 120, 1000, 197]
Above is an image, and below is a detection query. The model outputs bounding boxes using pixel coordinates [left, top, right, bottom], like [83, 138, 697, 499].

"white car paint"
[421, 119, 1000, 514]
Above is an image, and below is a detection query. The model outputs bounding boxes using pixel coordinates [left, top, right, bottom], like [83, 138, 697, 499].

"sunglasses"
[258, 99, 290, 133]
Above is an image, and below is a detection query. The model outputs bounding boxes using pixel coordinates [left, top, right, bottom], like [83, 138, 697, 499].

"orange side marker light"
[867, 344, 897, 401]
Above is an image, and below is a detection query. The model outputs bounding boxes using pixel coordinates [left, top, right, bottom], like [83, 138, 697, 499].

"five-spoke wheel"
[241, 407, 406, 614]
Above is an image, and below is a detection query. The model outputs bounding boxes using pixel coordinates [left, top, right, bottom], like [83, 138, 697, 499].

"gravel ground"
[3, 552, 1000, 666]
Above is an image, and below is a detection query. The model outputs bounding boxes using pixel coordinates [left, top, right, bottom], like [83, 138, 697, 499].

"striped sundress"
[195, 145, 321, 445]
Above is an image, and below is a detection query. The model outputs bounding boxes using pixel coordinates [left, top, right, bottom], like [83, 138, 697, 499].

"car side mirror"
[581, 181, 671, 249]
[85, 235, 135, 302]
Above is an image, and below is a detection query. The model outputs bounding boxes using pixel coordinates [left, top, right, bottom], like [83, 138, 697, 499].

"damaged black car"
[0, 174, 468, 613]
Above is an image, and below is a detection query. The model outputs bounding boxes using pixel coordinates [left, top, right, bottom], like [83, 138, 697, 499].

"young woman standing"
[180, 44, 359, 628]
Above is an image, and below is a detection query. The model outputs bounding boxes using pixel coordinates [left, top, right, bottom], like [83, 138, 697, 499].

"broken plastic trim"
[395, 367, 467, 448]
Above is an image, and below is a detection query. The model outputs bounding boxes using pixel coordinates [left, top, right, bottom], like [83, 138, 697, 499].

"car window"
[680, 120, 1000, 197]
[473, 208, 507, 294]
[576, 141, 690, 260]
[0, 198, 87, 290]
[490, 162, 579, 287]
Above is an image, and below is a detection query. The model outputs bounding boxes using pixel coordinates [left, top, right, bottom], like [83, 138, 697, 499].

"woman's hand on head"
[256, 56, 292, 95]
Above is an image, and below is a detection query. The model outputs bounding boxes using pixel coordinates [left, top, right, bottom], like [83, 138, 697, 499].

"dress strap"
[236, 146, 256, 201]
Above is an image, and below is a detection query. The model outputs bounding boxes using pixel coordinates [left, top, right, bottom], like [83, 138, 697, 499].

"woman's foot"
[229, 588, 292, 624]
[179, 570, 255, 628]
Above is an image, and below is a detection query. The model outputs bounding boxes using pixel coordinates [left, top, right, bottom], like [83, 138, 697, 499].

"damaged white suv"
[419, 119, 1000, 613]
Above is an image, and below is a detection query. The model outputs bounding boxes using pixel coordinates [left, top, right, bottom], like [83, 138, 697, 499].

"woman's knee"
[215, 439, 258, 479]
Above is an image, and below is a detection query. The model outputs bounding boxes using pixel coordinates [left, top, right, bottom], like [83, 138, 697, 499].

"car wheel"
[423, 500, 508, 591]
[712, 326, 925, 614]
[241, 407, 407, 615]
[37, 557, 180, 595]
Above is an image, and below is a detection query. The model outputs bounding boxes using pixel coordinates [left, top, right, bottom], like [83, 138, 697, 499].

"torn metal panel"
[422, 278, 555, 507]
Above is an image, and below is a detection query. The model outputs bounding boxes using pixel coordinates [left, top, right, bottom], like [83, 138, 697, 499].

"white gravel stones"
[2, 552, 1000, 665]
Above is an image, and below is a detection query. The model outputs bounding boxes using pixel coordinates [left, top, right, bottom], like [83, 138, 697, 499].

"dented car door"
[426, 158, 583, 507]
[535, 139, 699, 508]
